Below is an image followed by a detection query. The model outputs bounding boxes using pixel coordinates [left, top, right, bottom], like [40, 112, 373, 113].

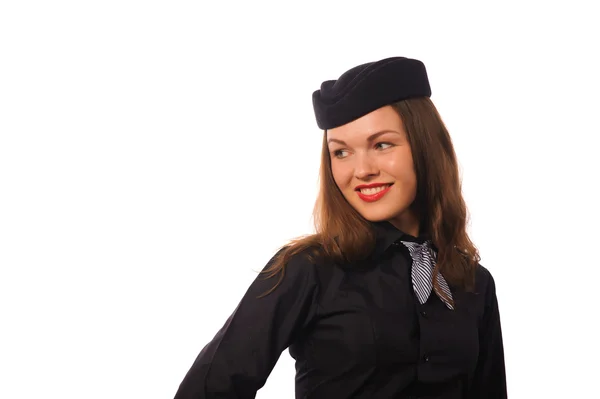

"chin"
[356, 207, 408, 223]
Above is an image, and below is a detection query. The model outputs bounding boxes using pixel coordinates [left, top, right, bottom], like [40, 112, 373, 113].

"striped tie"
[401, 240, 454, 310]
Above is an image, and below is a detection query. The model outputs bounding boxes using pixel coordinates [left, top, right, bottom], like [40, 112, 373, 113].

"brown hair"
[259, 97, 479, 305]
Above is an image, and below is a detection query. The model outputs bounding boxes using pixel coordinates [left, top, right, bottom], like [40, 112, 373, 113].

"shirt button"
[420, 311, 427, 317]
[423, 355, 430, 363]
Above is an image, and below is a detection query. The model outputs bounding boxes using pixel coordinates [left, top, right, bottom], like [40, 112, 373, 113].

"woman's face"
[327, 105, 419, 235]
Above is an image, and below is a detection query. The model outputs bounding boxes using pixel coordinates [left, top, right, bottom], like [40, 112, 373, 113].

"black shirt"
[174, 221, 507, 398]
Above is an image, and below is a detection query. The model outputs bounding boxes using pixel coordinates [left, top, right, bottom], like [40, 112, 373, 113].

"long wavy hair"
[259, 97, 480, 306]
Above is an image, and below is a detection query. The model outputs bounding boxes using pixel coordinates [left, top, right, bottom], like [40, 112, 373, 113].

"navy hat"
[312, 57, 431, 130]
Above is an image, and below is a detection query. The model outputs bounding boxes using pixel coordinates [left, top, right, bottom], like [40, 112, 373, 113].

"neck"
[388, 209, 420, 237]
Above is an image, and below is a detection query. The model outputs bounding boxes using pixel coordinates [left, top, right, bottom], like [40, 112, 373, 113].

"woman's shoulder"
[259, 244, 326, 288]
[475, 263, 493, 281]
[267, 243, 325, 269]
[473, 263, 500, 301]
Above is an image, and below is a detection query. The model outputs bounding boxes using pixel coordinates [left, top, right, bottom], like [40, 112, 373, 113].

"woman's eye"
[376, 142, 393, 150]
[333, 150, 348, 158]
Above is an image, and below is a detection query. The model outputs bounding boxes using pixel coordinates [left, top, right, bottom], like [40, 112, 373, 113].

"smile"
[356, 184, 393, 202]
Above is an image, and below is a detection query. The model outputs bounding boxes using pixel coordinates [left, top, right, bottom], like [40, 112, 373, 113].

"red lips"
[354, 182, 393, 191]
[355, 183, 393, 203]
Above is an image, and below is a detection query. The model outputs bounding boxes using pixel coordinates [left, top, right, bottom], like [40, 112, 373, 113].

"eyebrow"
[327, 130, 400, 146]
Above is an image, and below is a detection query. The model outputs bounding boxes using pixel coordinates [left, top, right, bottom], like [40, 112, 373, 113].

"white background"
[1, 1, 599, 398]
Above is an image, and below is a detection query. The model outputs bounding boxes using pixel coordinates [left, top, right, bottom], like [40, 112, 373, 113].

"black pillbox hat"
[312, 57, 431, 130]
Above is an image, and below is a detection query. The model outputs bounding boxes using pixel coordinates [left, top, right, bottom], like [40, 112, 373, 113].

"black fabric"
[173, 221, 507, 399]
[312, 57, 432, 130]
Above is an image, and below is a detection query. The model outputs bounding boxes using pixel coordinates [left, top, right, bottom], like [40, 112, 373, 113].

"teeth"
[359, 185, 390, 195]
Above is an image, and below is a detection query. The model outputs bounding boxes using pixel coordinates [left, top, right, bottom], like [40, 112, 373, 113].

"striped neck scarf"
[400, 240, 454, 310]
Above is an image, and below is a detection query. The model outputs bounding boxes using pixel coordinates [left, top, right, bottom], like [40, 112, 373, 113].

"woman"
[174, 56, 507, 398]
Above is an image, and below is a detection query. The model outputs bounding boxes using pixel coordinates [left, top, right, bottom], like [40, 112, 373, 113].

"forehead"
[326, 105, 403, 141]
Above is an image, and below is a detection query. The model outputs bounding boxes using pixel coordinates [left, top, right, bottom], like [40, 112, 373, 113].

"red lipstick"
[355, 183, 393, 203]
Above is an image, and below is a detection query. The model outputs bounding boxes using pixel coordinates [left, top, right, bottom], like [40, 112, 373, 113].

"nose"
[354, 152, 379, 180]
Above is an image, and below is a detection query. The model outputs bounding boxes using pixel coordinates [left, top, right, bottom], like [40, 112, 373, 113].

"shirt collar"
[371, 220, 433, 258]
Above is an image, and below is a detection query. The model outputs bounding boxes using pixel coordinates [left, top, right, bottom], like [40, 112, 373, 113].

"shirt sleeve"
[173, 248, 319, 399]
[469, 271, 508, 398]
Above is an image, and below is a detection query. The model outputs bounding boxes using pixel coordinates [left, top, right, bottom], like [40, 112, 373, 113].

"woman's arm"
[173, 249, 319, 399]
[469, 271, 507, 398]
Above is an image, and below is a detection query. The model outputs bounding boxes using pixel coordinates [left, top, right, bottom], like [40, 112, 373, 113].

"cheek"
[331, 163, 351, 189]
[386, 155, 416, 183]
